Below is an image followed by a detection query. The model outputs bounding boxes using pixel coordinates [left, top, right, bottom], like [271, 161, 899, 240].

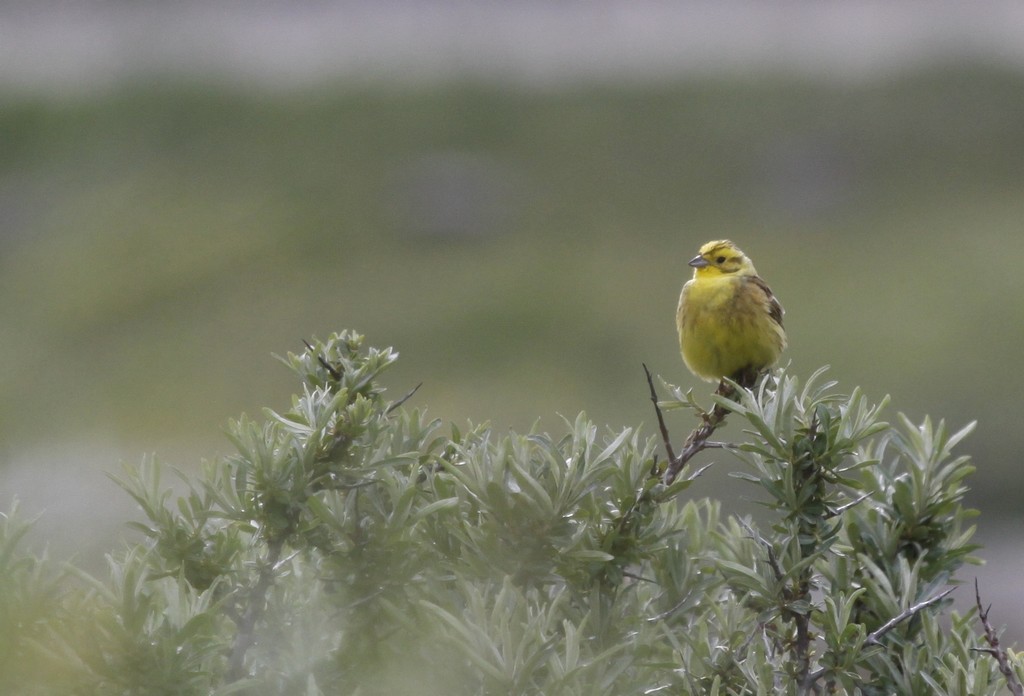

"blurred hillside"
[4, 70, 1024, 475]
[1, 0, 1023, 638]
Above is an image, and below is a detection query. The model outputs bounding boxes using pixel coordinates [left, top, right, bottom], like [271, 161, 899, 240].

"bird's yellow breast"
[677, 274, 784, 382]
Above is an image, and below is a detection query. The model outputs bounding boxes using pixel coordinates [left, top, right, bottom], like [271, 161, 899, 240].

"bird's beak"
[688, 254, 710, 268]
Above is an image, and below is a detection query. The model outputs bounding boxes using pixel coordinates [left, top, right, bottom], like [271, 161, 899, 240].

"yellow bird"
[676, 240, 786, 389]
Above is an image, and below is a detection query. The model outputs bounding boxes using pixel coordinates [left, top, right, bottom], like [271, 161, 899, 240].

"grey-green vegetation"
[0, 331, 1010, 694]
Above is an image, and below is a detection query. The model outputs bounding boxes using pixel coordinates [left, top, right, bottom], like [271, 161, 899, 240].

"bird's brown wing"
[750, 275, 784, 329]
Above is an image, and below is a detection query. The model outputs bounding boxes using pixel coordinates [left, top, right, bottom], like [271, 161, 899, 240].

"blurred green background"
[2, 3, 1024, 638]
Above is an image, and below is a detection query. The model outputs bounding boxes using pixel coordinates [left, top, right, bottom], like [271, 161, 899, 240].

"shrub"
[3, 331, 1019, 694]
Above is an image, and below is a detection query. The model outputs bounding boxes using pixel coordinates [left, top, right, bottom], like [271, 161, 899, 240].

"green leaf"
[411, 497, 460, 522]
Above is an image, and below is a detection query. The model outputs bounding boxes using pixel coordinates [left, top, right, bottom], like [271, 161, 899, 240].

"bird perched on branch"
[676, 240, 786, 390]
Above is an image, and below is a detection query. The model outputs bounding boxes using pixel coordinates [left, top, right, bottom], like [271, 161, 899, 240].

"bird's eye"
[716, 256, 726, 264]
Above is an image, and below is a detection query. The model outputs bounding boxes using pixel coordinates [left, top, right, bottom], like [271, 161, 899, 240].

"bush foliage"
[2, 331, 1018, 694]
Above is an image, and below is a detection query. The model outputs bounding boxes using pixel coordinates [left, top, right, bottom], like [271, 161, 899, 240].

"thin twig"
[647, 592, 694, 624]
[642, 364, 735, 486]
[805, 586, 957, 687]
[642, 363, 677, 465]
[738, 518, 786, 583]
[621, 570, 658, 584]
[795, 612, 814, 695]
[227, 536, 285, 681]
[386, 382, 423, 414]
[662, 387, 732, 486]
[827, 492, 871, 518]
[747, 512, 813, 692]
[973, 578, 1024, 696]
[304, 339, 342, 381]
[865, 586, 955, 646]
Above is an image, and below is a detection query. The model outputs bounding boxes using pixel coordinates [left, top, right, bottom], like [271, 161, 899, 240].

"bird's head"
[688, 240, 756, 278]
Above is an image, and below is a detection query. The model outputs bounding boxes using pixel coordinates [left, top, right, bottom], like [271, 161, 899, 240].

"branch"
[663, 385, 732, 485]
[386, 382, 423, 414]
[738, 518, 785, 583]
[642, 364, 733, 486]
[226, 536, 285, 681]
[804, 586, 957, 688]
[826, 492, 871, 519]
[642, 363, 676, 465]
[795, 611, 813, 695]
[973, 579, 1024, 696]
[865, 586, 955, 646]
[304, 339, 342, 381]
[647, 592, 693, 624]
